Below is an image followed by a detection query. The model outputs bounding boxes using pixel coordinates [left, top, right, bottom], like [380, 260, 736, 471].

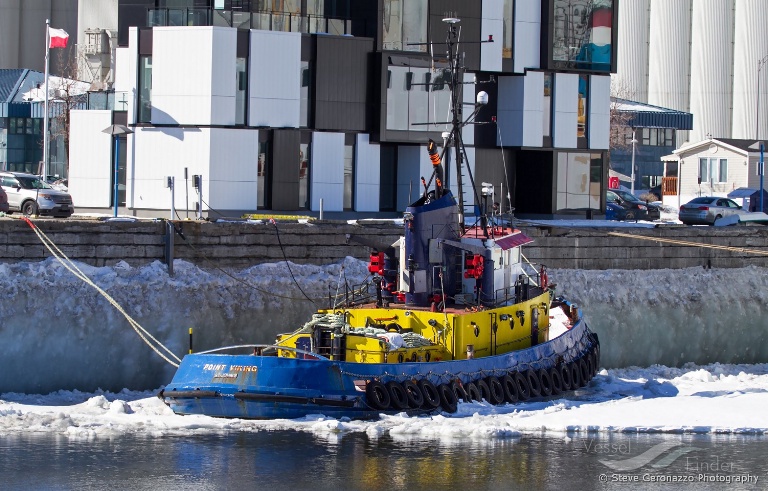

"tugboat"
[160, 18, 600, 420]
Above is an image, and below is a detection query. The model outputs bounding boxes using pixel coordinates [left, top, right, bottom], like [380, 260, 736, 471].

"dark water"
[1, 432, 765, 490]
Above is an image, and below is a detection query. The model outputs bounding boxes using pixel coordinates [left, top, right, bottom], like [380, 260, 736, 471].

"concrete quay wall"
[1, 218, 767, 270]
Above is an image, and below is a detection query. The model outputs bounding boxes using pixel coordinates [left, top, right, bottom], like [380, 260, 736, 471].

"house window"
[718, 158, 727, 182]
[699, 157, 728, 184]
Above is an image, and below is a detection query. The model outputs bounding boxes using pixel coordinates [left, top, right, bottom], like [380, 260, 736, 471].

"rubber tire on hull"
[560, 364, 573, 391]
[418, 379, 441, 409]
[451, 381, 468, 404]
[537, 368, 553, 397]
[525, 369, 542, 398]
[402, 380, 424, 408]
[387, 381, 409, 410]
[486, 377, 505, 405]
[366, 381, 391, 410]
[514, 371, 531, 401]
[501, 373, 519, 403]
[438, 384, 458, 413]
[464, 381, 481, 402]
[549, 367, 563, 395]
[569, 362, 582, 389]
[589, 349, 599, 377]
[586, 353, 595, 379]
[578, 357, 590, 386]
[475, 379, 492, 403]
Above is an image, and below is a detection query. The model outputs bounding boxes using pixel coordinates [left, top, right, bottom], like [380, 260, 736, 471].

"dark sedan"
[606, 190, 661, 221]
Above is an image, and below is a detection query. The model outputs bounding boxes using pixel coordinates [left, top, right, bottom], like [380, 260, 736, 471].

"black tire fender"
[464, 381, 481, 402]
[450, 380, 467, 404]
[560, 363, 573, 391]
[485, 376, 505, 405]
[537, 368, 553, 397]
[514, 371, 531, 401]
[366, 380, 390, 410]
[475, 378, 491, 402]
[438, 384, 458, 413]
[525, 369, 542, 398]
[549, 367, 563, 395]
[402, 380, 424, 408]
[386, 380, 409, 410]
[501, 373, 519, 403]
[418, 379, 441, 409]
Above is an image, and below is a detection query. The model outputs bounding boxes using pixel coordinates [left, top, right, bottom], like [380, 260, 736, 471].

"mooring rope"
[19, 217, 182, 367]
[606, 231, 768, 256]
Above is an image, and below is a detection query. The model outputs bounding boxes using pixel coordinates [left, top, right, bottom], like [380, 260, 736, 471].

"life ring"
[402, 380, 424, 408]
[464, 381, 481, 402]
[450, 380, 468, 404]
[438, 384, 458, 413]
[485, 376, 505, 405]
[501, 373, 519, 403]
[539, 265, 548, 289]
[514, 371, 531, 401]
[386, 381, 409, 410]
[365, 380, 390, 410]
[525, 369, 542, 398]
[569, 361, 582, 389]
[549, 367, 563, 395]
[559, 363, 573, 391]
[418, 379, 441, 409]
[475, 378, 491, 403]
[537, 368, 553, 397]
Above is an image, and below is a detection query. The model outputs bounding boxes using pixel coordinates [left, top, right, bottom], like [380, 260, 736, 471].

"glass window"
[556, 152, 602, 211]
[298, 142, 309, 209]
[382, 0, 426, 52]
[257, 139, 270, 209]
[138, 56, 153, 123]
[552, 0, 613, 72]
[719, 158, 727, 182]
[503, 0, 512, 59]
[578, 75, 588, 138]
[236, 57, 247, 125]
[379, 145, 397, 211]
[543, 73, 552, 138]
[343, 141, 354, 210]
[300, 61, 311, 128]
[699, 157, 708, 182]
[386, 64, 452, 133]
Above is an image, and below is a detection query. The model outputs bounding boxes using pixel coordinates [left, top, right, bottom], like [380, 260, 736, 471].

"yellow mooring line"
[606, 231, 768, 256]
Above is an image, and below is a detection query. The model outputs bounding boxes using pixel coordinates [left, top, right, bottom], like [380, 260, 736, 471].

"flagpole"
[43, 18, 50, 181]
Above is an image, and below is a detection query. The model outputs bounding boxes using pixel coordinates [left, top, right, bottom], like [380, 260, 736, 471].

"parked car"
[0, 171, 74, 218]
[0, 185, 9, 213]
[605, 201, 632, 221]
[679, 197, 747, 226]
[606, 190, 661, 221]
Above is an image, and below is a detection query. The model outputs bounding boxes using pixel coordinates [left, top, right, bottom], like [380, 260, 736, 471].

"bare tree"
[46, 49, 88, 177]
[609, 76, 636, 152]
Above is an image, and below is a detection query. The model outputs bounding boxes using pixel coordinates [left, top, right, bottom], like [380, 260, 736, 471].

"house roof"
[612, 97, 694, 130]
[671, 138, 765, 157]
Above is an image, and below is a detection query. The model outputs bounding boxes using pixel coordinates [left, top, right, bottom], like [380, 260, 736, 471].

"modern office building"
[67, 0, 617, 218]
[616, 0, 768, 144]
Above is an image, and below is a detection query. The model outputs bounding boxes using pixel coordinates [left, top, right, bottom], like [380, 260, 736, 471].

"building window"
[236, 57, 247, 125]
[543, 73, 552, 138]
[379, 144, 397, 211]
[578, 74, 588, 138]
[503, 0, 513, 59]
[556, 152, 602, 211]
[138, 55, 153, 123]
[382, 0, 427, 52]
[257, 138, 270, 209]
[343, 138, 355, 210]
[300, 61, 311, 128]
[551, 0, 614, 72]
[298, 142, 310, 209]
[385, 64, 451, 133]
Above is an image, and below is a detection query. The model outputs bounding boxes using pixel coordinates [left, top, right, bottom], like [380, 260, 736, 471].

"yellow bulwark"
[275, 291, 551, 364]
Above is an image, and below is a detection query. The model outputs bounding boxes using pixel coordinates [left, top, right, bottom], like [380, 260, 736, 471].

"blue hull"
[161, 318, 598, 420]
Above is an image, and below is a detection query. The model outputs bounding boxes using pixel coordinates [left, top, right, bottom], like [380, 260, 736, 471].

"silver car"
[679, 196, 745, 225]
[0, 171, 74, 218]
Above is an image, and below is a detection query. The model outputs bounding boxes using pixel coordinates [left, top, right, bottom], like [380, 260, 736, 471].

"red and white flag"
[48, 27, 69, 48]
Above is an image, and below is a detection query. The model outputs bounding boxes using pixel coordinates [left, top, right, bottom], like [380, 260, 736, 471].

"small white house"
[661, 138, 766, 209]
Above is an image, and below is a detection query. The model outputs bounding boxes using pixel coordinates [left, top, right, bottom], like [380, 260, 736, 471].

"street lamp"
[630, 128, 637, 195]
[101, 124, 133, 217]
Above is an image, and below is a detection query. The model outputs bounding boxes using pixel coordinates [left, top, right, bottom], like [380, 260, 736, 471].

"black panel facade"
[515, 149, 554, 215]
[118, 0, 154, 47]
[314, 36, 374, 132]
[271, 129, 301, 210]
[428, 0, 482, 71]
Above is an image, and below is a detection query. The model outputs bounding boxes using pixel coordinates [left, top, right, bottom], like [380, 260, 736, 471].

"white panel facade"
[497, 72, 544, 147]
[616, 0, 650, 102]
[688, 0, 733, 143]
[589, 75, 611, 150]
[209, 27, 237, 125]
[480, 0, 503, 72]
[513, 0, 541, 73]
[553, 73, 578, 149]
[354, 133, 380, 212]
[647, 0, 691, 115]
[249, 30, 301, 128]
[129, 127, 213, 210]
[310, 132, 345, 212]
[463, 73, 476, 145]
[396, 145, 426, 212]
[207, 128, 259, 211]
[732, 2, 768, 140]
[124, 28, 139, 125]
[152, 27, 230, 125]
[68, 110, 114, 207]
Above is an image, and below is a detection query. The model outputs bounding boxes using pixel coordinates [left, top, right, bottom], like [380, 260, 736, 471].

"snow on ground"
[1, 362, 766, 438]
